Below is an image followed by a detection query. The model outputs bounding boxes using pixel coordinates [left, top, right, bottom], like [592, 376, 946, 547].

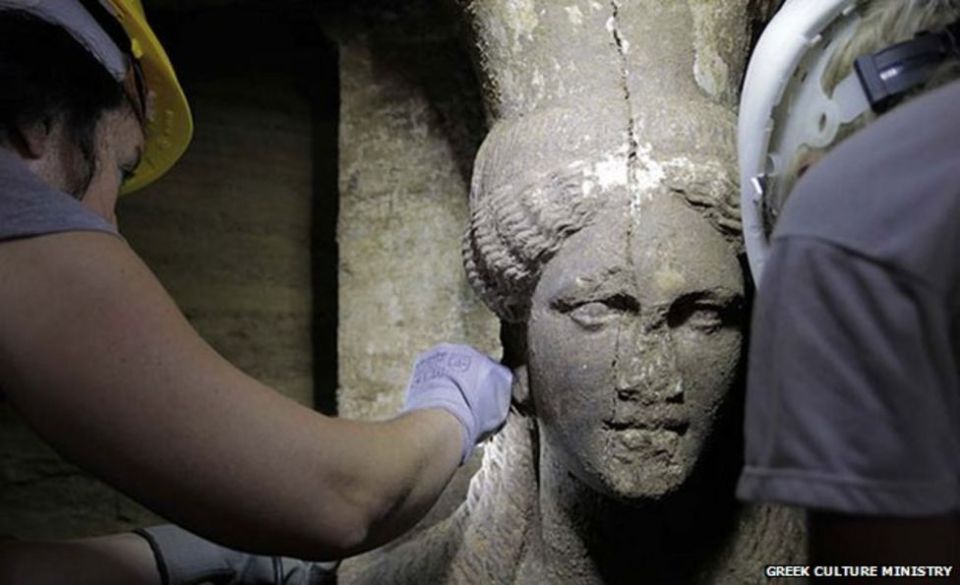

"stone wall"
[322, 0, 499, 422]
[321, 0, 501, 567]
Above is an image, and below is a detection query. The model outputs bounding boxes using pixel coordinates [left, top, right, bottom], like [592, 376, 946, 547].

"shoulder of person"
[773, 79, 960, 294]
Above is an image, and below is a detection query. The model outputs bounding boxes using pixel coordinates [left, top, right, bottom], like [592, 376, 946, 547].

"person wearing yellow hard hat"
[0, 1, 512, 583]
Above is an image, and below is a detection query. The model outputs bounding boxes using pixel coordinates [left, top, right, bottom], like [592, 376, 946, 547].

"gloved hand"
[401, 343, 512, 464]
[135, 525, 338, 585]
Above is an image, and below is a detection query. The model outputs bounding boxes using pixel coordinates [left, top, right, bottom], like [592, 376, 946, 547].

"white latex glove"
[401, 343, 513, 463]
[136, 525, 337, 585]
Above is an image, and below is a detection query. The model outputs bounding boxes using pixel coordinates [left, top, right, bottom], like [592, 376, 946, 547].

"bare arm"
[0, 231, 462, 560]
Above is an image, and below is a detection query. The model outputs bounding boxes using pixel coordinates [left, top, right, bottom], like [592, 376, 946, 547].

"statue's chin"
[595, 463, 694, 503]
[570, 427, 703, 503]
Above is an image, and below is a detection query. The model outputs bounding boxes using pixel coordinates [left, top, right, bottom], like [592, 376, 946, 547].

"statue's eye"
[560, 294, 639, 331]
[667, 294, 741, 333]
[685, 304, 724, 332]
[568, 302, 617, 330]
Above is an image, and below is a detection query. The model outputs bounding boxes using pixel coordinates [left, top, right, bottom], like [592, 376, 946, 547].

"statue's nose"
[614, 319, 683, 405]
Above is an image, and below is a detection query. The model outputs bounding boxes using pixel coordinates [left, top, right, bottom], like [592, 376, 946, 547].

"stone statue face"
[528, 194, 744, 501]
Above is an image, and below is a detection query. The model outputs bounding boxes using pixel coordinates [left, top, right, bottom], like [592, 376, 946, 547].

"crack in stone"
[605, 3, 640, 436]
[606, 1, 641, 462]
[609, 0, 647, 221]
[608, 0, 639, 169]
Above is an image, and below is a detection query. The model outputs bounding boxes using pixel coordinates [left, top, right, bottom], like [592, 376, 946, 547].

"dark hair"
[0, 10, 125, 193]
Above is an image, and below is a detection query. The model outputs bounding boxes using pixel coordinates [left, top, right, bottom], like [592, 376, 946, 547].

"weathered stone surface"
[334, 2, 499, 422]
[345, 2, 806, 583]
[332, 2, 501, 576]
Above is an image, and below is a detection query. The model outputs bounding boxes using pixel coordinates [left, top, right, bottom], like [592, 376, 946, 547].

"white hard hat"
[739, 0, 960, 283]
[738, 0, 868, 283]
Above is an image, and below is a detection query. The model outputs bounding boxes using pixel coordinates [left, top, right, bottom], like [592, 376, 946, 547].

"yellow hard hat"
[104, 0, 193, 194]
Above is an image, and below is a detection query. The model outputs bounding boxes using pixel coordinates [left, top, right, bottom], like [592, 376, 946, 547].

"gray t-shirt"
[737, 80, 960, 516]
[0, 148, 119, 401]
[0, 148, 119, 242]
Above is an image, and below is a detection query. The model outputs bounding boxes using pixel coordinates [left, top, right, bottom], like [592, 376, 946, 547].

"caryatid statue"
[343, 2, 804, 583]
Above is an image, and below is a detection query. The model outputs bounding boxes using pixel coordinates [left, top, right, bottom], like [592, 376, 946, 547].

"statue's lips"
[604, 407, 689, 434]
